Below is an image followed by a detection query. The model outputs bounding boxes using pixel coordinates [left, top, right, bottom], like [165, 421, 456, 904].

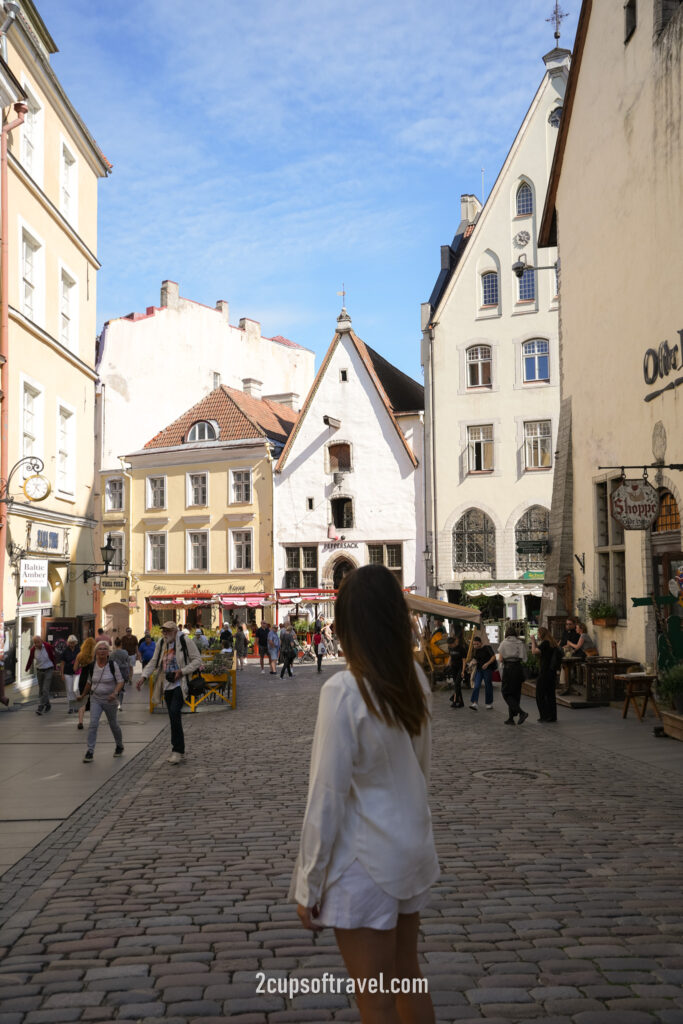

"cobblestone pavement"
[1, 664, 683, 1023]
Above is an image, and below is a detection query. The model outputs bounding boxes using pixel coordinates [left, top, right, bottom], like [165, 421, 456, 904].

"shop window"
[453, 509, 496, 573]
[331, 497, 354, 529]
[467, 424, 493, 472]
[515, 506, 549, 573]
[516, 182, 533, 216]
[466, 346, 492, 388]
[481, 272, 499, 307]
[652, 489, 681, 532]
[594, 481, 626, 616]
[285, 546, 317, 588]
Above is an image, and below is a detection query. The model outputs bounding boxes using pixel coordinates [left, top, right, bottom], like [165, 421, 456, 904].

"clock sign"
[23, 474, 51, 502]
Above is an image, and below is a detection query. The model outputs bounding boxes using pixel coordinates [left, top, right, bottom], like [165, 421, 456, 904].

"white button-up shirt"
[291, 666, 440, 907]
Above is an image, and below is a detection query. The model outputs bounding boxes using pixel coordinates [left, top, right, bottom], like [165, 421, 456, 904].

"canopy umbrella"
[405, 593, 481, 624]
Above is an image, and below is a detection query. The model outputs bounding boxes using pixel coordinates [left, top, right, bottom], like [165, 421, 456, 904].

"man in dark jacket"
[26, 636, 57, 715]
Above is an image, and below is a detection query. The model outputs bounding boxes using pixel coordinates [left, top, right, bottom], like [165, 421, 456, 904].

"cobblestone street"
[1, 664, 683, 1023]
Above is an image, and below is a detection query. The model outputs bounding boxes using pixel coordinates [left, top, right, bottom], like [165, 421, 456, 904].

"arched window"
[522, 339, 549, 382]
[515, 506, 549, 573]
[452, 509, 496, 573]
[652, 490, 681, 533]
[518, 267, 536, 301]
[516, 182, 533, 216]
[481, 271, 499, 307]
[186, 420, 217, 442]
[328, 442, 351, 472]
[466, 345, 492, 388]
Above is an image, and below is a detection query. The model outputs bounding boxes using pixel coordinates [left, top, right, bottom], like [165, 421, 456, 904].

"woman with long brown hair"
[292, 564, 439, 1024]
[75, 636, 96, 730]
[531, 626, 559, 723]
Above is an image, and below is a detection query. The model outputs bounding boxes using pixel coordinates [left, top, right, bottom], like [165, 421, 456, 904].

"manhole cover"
[472, 768, 547, 782]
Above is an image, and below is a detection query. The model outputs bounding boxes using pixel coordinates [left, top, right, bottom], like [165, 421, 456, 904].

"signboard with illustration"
[610, 479, 660, 530]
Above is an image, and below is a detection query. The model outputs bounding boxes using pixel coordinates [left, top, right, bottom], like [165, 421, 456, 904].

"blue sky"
[38, 0, 578, 381]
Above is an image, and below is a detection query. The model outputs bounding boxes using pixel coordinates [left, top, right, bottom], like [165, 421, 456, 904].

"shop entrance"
[332, 558, 355, 589]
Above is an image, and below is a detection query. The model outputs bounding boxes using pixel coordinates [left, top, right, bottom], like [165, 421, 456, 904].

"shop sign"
[20, 558, 48, 586]
[643, 330, 683, 401]
[610, 478, 660, 530]
[26, 523, 69, 557]
[522, 571, 545, 580]
[322, 541, 359, 551]
[516, 541, 547, 554]
[99, 577, 127, 590]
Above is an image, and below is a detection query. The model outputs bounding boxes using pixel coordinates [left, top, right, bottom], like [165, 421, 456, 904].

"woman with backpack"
[78, 641, 125, 763]
[531, 627, 560, 723]
[136, 621, 202, 764]
[279, 626, 297, 678]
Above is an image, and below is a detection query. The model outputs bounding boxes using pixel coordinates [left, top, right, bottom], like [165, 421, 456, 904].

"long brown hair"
[77, 636, 96, 667]
[334, 564, 428, 736]
[537, 626, 559, 647]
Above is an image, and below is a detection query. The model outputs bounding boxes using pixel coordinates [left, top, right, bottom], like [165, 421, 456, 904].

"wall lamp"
[82, 535, 117, 583]
[512, 253, 558, 279]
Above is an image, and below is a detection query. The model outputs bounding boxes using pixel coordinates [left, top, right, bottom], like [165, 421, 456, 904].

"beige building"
[0, 1, 110, 692]
[108, 385, 298, 637]
[539, 0, 683, 664]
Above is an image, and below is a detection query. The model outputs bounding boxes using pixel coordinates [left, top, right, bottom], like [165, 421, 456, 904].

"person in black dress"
[531, 627, 558, 722]
[448, 631, 467, 708]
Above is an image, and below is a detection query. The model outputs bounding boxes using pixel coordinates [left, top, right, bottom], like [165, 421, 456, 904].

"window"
[188, 472, 208, 506]
[524, 420, 552, 469]
[515, 506, 549, 573]
[187, 531, 209, 571]
[231, 470, 252, 503]
[213, 372, 221, 389]
[368, 543, 403, 586]
[22, 382, 40, 460]
[522, 339, 549, 382]
[186, 421, 217, 442]
[467, 424, 493, 472]
[331, 497, 354, 529]
[625, 0, 637, 41]
[481, 272, 499, 307]
[147, 476, 166, 509]
[285, 546, 318, 588]
[466, 346, 492, 388]
[232, 530, 252, 571]
[21, 85, 42, 182]
[22, 231, 39, 320]
[105, 478, 124, 511]
[340, 369, 348, 382]
[147, 533, 167, 572]
[595, 481, 626, 616]
[328, 442, 351, 472]
[652, 490, 681, 533]
[516, 182, 533, 216]
[307, 497, 314, 511]
[518, 267, 536, 301]
[60, 142, 77, 225]
[108, 533, 124, 572]
[57, 406, 75, 493]
[60, 269, 75, 349]
[453, 509, 496, 573]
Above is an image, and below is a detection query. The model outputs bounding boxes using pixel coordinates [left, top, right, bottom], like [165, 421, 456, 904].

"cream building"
[539, 0, 683, 664]
[0, 1, 110, 693]
[113, 385, 298, 637]
[421, 47, 569, 620]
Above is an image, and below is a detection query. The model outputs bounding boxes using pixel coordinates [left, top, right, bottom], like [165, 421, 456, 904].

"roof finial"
[546, 0, 568, 42]
[336, 282, 347, 310]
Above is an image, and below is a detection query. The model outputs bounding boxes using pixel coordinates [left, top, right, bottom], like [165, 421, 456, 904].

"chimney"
[263, 392, 300, 411]
[242, 378, 263, 399]
[215, 299, 229, 321]
[160, 280, 179, 309]
[460, 194, 482, 224]
[239, 317, 261, 339]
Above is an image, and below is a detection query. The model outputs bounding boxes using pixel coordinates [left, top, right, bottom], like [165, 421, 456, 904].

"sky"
[37, 0, 579, 382]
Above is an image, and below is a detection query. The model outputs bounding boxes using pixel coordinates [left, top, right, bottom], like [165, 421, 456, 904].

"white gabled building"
[421, 47, 570, 621]
[274, 309, 425, 618]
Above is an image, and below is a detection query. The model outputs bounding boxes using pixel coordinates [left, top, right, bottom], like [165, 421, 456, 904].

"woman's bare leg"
[335, 926, 400, 1023]
[394, 913, 434, 1024]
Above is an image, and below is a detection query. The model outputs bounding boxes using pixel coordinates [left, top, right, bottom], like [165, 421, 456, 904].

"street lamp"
[82, 535, 117, 583]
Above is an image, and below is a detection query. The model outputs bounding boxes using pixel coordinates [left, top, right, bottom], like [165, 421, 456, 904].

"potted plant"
[587, 599, 620, 628]
[657, 664, 683, 743]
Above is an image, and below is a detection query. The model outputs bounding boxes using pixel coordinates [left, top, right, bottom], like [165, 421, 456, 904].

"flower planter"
[660, 709, 683, 742]
[592, 616, 618, 628]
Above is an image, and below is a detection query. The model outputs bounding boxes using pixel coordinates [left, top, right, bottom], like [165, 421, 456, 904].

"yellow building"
[105, 386, 298, 637]
[0, 1, 110, 693]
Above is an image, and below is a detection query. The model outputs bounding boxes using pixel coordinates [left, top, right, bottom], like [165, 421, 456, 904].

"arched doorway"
[103, 602, 129, 639]
[332, 558, 355, 589]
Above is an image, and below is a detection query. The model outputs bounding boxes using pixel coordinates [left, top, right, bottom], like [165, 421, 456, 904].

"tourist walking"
[267, 625, 280, 674]
[193, 627, 209, 651]
[280, 626, 297, 678]
[292, 565, 438, 1024]
[78, 641, 125, 763]
[497, 626, 529, 725]
[75, 637, 96, 730]
[138, 632, 156, 667]
[59, 635, 81, 715]
[235, 623, 249, 670]
[256, 622, 269, 673]
[313, 628, 325, 673]
[26, 636, 57, 715]
[469, 635, 497, 710]
[120, 627, 139, 682]
[136, 621, 202, 764]
[448, 631, 468, 708]
[531, 627, 559, 722]
[110, 637, 131, 707]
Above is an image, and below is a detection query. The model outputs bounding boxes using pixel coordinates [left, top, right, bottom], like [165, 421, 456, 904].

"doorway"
[332, 558, 355, 589]
[103, 602, 129, 639]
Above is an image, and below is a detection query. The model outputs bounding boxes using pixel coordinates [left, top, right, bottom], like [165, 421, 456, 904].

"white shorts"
[317, 859, 430, 931]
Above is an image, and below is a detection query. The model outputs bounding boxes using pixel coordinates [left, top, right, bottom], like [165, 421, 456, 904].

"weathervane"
[546, 1, 568, 42]
[337, 282, 347, 308]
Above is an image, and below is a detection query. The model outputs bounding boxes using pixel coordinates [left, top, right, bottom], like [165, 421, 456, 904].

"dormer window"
[187, 420, 217, 442]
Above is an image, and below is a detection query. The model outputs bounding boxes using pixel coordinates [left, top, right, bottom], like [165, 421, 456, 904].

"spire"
[546, 1, 568, 44]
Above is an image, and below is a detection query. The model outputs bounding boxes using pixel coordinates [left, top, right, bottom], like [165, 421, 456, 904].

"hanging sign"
[20, 558, 49, 586]
[610, 478, 660, 530]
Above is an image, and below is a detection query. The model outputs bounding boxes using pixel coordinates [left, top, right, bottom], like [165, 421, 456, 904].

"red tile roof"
[143, 386, 299, 449]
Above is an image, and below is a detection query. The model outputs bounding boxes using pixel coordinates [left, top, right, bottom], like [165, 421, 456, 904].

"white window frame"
[186, 471, 208, 507]
[481, 271, 499, 308]
[58, 261, 79, 354]
[105, 476, 124, 512]
[230, 528, 253, 572]
[524, 420, 552, 470]
[522, 339, 550, 383]
[55, 399, 76, 496]
[18, 220, 45, 328]
[20, 78, 44, 187]
[146, 475, 167, 510]
[516, 181, 533, 216]
[466, 345, 492, 388]
[59, 135, 78, 229]
[107, 531, 125, 573]
[186, 420, 218, 442]
[230, 468, 252, 504]
[186, 529, 209, 572]
[20, 374, 44, 468]
[518, 267, 536, 302]
[146, 531, 167, 572]
[467, 424, 494, 473]
[212, 371, 221, 389]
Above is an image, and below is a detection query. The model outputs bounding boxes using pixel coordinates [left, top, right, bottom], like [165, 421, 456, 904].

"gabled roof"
[275, 320, 420, 472]
[142, 385, 298, 450]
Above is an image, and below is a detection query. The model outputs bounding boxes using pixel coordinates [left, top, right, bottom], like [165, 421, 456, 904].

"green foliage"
[587, 599, 620, 621]
[524, 653, 540, 679]
[657, 662, 683, 706]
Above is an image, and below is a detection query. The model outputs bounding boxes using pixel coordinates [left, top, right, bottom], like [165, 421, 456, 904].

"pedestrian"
[531, 627, 559, 722]
[59, 635, 81, 715]
[279, 626, 297, 678]
[120, 626, 139, 683]
[321, 620, 333, 654]
[110, 637, 131, 707]
[26, 636, 57, 715]
[193, 627, 209, 651]
[292, 565, 439, 1024]
[447, 630, 467, 708]
[469, 634, 497, 710]
[78, 641, 125, 763]
[496, 626, 529, 725]
[255, 621, 269, 673]
[219, 620, 234, 651]
[136, 620, 202, 764]
[234, 622, 249, 670]
[97, 627, 112, 645]
[138, 631, 156, 667]
[313, 629, 325, 673]
[267, 624, 280, 674]
[75, 637, 96, 730]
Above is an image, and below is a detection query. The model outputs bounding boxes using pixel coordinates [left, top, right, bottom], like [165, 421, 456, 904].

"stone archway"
[103, 602, 129, 639]
[332, 558, 355, 590]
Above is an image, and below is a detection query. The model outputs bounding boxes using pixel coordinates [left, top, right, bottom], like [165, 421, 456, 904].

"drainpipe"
[0, 97, 27, 652]
[119, 457, 133, 628]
